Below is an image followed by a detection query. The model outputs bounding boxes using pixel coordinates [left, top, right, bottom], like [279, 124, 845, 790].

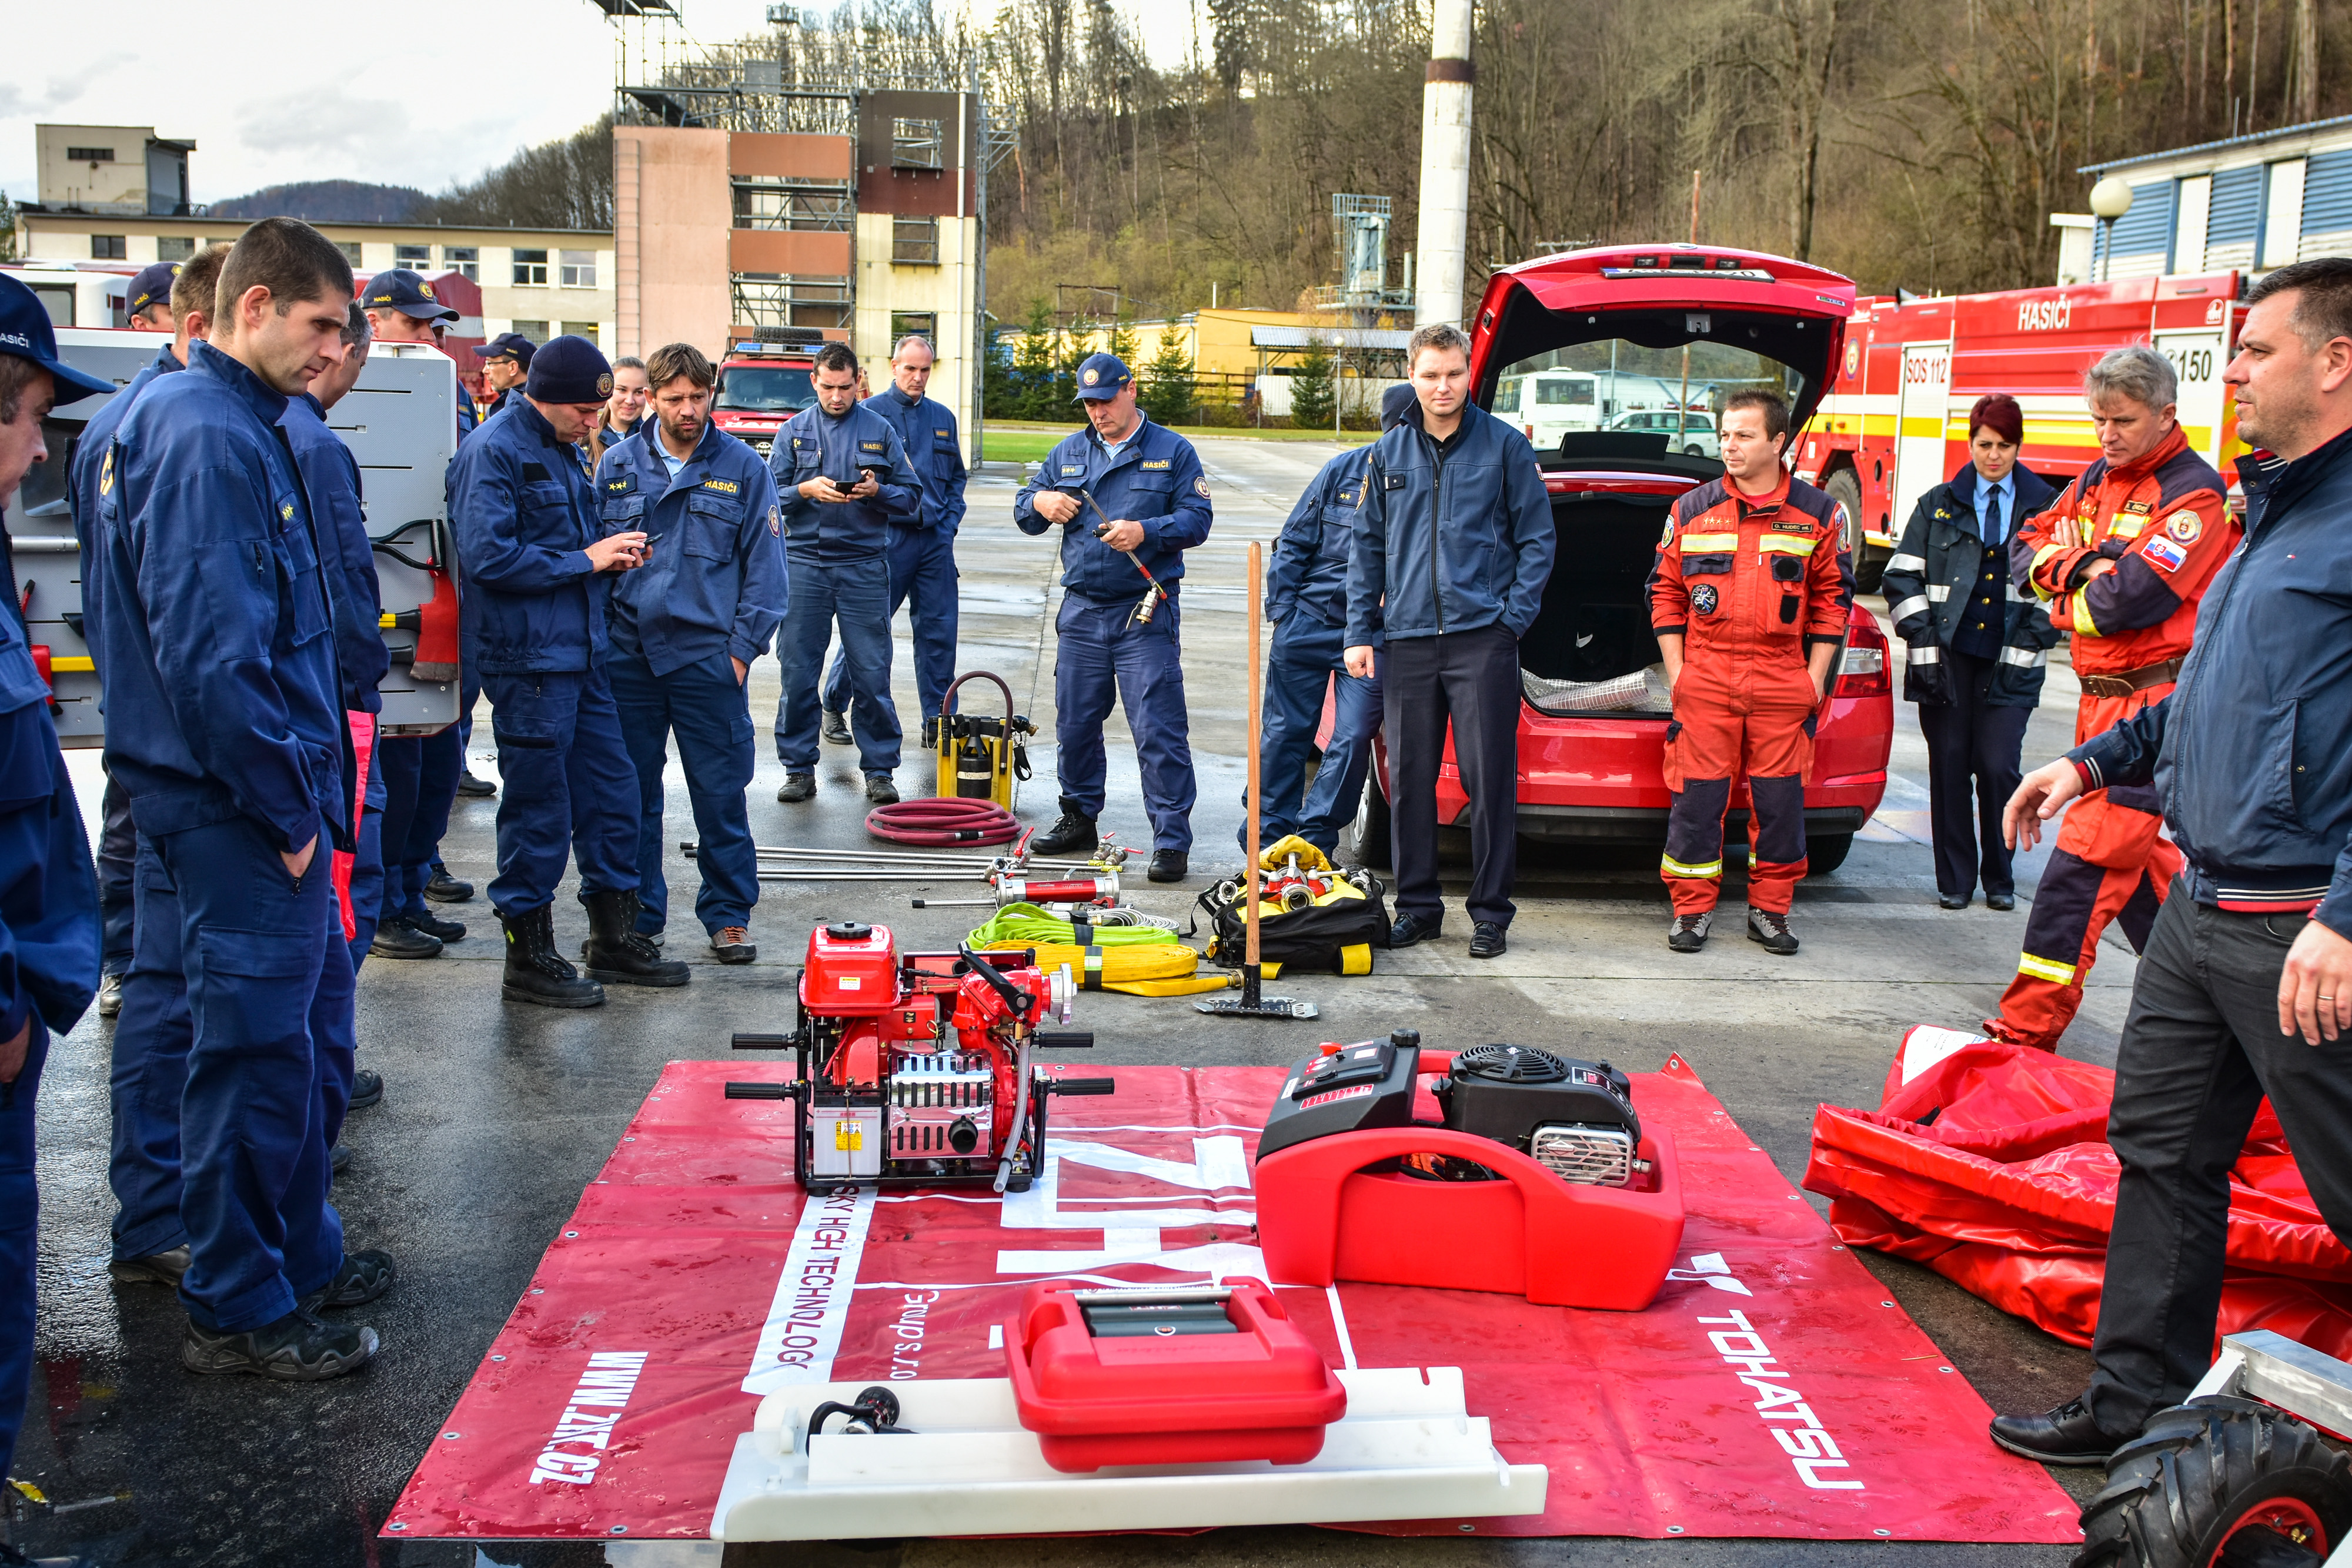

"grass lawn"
[982, 423, 1376, 464]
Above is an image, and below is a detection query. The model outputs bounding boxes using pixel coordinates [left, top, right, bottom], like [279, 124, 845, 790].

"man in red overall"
[1984, 345, 2235, 1049]
[1649, 390, 1855, 955]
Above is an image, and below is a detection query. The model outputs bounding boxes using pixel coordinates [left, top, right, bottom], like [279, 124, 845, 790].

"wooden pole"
[1246, 540, 1264, 972]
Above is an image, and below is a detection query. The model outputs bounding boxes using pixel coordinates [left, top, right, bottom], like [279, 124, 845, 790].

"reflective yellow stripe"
[2072, 593, 2101, 637]
[1758, 534, 1818, 556]
[2109, 519, 2146, 539]
[1661, 853, 1723, 879]
[2017, 952, 2078, 985]
[2029, 544, 2064, 599]
[1681, 532, 1740, 552]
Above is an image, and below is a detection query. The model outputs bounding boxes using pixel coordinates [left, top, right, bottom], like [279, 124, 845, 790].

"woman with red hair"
[1879, 394, 2060, 910]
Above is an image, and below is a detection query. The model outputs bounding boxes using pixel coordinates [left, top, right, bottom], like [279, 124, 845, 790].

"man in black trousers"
[1344, 323, 1554, 959]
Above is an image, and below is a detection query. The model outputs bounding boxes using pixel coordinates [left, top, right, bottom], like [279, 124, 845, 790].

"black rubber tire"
[1340, 772, 1392, 869]
[1807, 832, 1855, 877]
[2072, 1396, 2351, 1568]
[1825, 467, 1880, 595]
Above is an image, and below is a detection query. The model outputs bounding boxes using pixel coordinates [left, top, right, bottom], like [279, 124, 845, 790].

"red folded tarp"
[1804, 1027, 2352, 1357]
[385, 1055, 2079, 1546]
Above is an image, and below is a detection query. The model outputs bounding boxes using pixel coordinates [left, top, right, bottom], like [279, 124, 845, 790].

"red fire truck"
[1799, 270, 2246, 590]
[711, 331, 827, 459]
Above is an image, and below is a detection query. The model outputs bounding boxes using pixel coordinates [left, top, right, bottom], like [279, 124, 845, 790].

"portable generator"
[727, 921, 1107, 1192]
[923, 671, 1034, 811]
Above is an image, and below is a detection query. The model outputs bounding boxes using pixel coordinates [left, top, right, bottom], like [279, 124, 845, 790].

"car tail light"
[1836, 621, 1891, 698]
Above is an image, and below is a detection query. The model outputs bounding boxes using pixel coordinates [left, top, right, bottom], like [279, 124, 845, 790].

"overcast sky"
[2, 0, 1196, 207]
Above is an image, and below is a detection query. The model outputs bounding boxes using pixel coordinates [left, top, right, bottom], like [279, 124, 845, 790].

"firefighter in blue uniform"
[0, 273, 106, 1552]
[597, 342, 786, 965]
[1247, 384, 1412, 855]
[92, 220, 390, 1380]
[766, 341, 923, 804]
[450, 334, 690, 1007]
[1015, 353, 1213, 882]
[821, 333, 967, 737]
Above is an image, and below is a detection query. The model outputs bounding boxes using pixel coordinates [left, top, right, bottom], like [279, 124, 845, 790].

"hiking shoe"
[108, 1245, 191, 1286]
[776, 773, 816, 803]
[299, 1249, 395, 1313]
[1746, 907, 1799, 955]
[710, 927, 757, 965]
[348, 1068, 383, 1110]
[181, 1308, 378, 1381]
[1667, 912, 1712, 953]
[821, 710, 853, 745]
[864, 773, 900, 805]
[456, 768, 497, 797]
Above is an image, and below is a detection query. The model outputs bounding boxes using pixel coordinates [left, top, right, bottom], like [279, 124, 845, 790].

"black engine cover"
[1256, 1032, 1423, 1161]
[1437, 1045, 1639, 1151]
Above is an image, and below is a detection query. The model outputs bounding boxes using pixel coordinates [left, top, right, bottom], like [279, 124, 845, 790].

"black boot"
[1032, 802, 1098, 856]
[580, 890, 691, 988]
[500, 904, 604, 1008]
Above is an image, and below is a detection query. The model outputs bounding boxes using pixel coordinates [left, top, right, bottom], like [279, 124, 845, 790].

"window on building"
[561, 321, 600, 345]
[443, 246, 479, 281]
[91, 235, 127, 260]
[892, 216, 939, 266]
[66, 146, 115, 164]
[513, 249, 549, 286]
[559, 250, 597, 288]
[157, 236, 195, 262]
[335, 241, 363, 266]
[510, 319, 550, 343]
[891, 118, 943, 170]
[889, 312, 937, 349]
[396, 243, 432, 268]
[731, 181, 853, 232]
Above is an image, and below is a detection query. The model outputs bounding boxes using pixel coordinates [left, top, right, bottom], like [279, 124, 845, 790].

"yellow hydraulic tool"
[925, 671, 1035, 812]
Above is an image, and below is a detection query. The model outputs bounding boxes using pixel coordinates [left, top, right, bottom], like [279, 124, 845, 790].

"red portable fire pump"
[727, 922, 1108, 1192]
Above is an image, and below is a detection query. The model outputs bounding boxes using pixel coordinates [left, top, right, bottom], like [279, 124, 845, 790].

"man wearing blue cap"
[0, 270, 108, 1564]
[451, 333, 690, 1005]
[125, 259, 181, 332]
[820, 333, 967, 741]
[476, 332, 534, 426]
[1015, 351, 1213, 882]
[1244, 383, 1412, 857]
[766, 341, 923, 804]
[92, 218, 390, 1381]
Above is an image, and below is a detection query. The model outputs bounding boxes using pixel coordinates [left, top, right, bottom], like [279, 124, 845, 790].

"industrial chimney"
[1413, 0, 1473, 327]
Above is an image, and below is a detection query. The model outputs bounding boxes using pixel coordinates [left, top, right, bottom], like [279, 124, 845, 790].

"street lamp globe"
[2089, 178, 2135, 220]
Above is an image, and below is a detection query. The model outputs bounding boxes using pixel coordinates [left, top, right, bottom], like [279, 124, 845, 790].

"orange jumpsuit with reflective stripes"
[1648, 470, 1855, 915]
[1989, 424, 2235, 1048]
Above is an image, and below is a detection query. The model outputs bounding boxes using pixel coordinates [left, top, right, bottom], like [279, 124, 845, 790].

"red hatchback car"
[1340, 244, 1895, 874]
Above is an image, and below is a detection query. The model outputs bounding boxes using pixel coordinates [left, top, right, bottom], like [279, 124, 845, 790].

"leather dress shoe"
[424, 867, 474, 903]
[1987, 1395, 2128, 1466]
[1389, 911, 1441, 948]
[1987, 891, 2016, 911]
[1938, 893, 1970, 910]
[1147, 849, 1188, 883]
[96, 971, 124, 1017]
[409, 907, 466, 942]
[369, 917, 442, 960]
[1468, 921, 1507, 959]
[821, 710, 853, 745]
[108, 1244, 191, 1286]
[348, 1068, 383, 1109]
[456, 768, 497, 797]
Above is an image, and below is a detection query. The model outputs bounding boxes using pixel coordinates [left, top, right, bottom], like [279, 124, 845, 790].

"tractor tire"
[2073, 1396, 2352, 1568]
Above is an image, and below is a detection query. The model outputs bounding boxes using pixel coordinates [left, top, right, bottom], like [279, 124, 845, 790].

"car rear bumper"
[1514, 802, 1869, 843]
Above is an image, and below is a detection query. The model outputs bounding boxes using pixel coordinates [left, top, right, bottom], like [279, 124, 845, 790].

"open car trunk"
[1519, 484, 1677, 718]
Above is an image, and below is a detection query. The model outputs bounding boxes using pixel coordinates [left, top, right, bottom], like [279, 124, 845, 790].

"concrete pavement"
[16, 434, 2134, 1566]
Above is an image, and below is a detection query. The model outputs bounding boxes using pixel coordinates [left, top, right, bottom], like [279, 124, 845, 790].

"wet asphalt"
[16, 440, 2129, 1566]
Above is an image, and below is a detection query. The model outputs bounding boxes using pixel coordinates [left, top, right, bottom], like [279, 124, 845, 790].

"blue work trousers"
[111, 835, 192, 1262]
[483, 664, 641, 917]
[609, 648, 759, 936]
[778, 553, 900, 773]
[0, 1021, 49, 1480]
[376, 733, 459, 922]
[150, 815, 346, 1332]
[1300, 652, 1384, 854]
[347, 805, 383, 974]
[1055, 590, 1195, 852]
[823, 524, 960, 723]
[99, 769, 136, 975]
[1241, 615, 1345, 853]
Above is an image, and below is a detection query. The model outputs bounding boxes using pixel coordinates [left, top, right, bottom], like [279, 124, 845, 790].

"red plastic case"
[1004, 1279, 1347, 1472]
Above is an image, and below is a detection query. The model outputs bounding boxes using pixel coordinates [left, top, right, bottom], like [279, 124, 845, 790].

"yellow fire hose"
[970, 904, 1232, 997]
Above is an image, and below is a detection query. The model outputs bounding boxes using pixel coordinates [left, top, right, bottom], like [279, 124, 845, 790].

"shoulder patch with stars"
[604, 472, 637, 495]
[2165, 510, 2203, 543]
[1060, 462, 1085, 476]
[1335, 481, 1364, 507]
[1194, 477, 1212, 499]
[701, 477, 740, 494]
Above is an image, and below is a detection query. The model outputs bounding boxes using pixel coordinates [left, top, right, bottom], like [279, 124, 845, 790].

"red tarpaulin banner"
[384, 1055, 2079, 1546]
[1804, 1029, 2352, 1358]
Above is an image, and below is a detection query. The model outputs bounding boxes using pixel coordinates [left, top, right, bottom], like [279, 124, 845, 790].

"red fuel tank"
[799, 921, 901, 1016]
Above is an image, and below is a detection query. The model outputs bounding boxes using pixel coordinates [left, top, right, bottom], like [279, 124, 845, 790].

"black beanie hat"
[525, 335, 613, 405]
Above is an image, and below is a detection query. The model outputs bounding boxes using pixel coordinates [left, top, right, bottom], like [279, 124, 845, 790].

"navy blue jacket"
[66, 342, 180, 671]
[282, 394, 387, 717]
[1268, 445, 1374, 636]
[93, 340, 351, 857]
[598, 422, 789, 679]
[1882, 462, 2062, 707]
[452, 397, 610, 675]
[767, 402, 921, 560]
[2072, 428, 2352, 939]
[1014, 416, 1214, 602]
[0, 525, 98, 1045]
[863, 385, 967, 533]
[1347, 401, 1555, 646]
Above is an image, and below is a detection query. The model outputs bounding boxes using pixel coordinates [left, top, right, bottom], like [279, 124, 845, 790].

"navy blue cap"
[1073, 352, 1133, 401]
[0, 274, 114, 406]
[476, 331, 536, 366]
[360, 268, 460, 323]
[1381, 382, 1417, 430]
[525, 335, 613, 406]
[126, 261, 181, 320]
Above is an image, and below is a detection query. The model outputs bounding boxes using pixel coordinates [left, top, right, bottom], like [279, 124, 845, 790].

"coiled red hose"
[866, 797, 1024, 846]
